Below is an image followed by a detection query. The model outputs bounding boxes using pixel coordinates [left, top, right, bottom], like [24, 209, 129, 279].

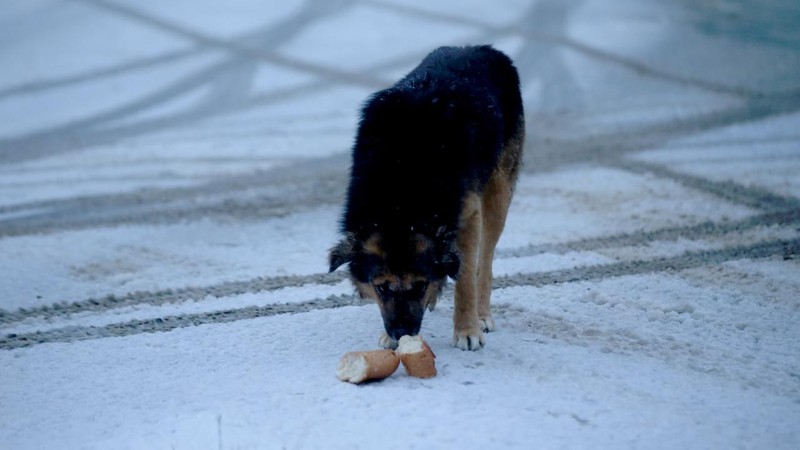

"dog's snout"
[389, 328, 411, 340]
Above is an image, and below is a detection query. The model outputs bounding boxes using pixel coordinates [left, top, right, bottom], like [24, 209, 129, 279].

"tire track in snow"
[0, 272, 346, 324]
[0, 294, 366, 350]
[3, 210, 796, 325]
[3, 209, 798, 324]
[613, 159, 800, 213]
[77, 0, 389, 89]
[495, 238, 798, 290]
[497, 209, 800, 258]
[0, 0, 374, 165]
[2, 34, 798, 236]
[0, 154, 349, 238]
[0, 48, 202, 101]
[366, 0, 774, 99]
[2, 237, 796, 350]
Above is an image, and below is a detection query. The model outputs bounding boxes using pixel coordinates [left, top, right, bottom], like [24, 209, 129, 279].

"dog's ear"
[329, 234, 357, 273]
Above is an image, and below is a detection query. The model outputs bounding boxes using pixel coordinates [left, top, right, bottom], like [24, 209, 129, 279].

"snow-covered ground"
[1, 0, 799, 449]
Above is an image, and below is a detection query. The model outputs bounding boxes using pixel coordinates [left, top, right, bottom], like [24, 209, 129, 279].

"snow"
[276, 3, 480, 72]
[3, 279, 798, 448]
[0, 207, 340, 308]
[0, 0, 190, 89]
[121, 0, 307, 38]
[631, 112, 800, 198]
[2, 282, 354, 337]
[2, 0, 800, 449]
[499, 166, 756, 250]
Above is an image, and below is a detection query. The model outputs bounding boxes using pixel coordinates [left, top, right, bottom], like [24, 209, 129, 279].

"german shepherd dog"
[329, 45, 524, 351]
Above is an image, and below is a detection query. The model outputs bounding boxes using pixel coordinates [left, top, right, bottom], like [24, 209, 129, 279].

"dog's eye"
[376, 282, 391, 297]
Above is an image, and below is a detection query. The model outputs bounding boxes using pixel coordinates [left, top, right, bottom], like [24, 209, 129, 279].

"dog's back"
[408, 45, 523, 148]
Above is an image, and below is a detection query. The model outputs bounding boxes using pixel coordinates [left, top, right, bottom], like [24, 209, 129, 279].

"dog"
[328, 45, 524, 351]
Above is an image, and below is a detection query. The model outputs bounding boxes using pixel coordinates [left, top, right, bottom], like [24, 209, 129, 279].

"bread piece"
[337, 349, 400, 384]
[396, 335, 437, 378]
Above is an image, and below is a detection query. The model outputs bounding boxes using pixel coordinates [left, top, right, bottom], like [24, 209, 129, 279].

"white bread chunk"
[337, 350, 400, 384]
[396, 335, 437, 378]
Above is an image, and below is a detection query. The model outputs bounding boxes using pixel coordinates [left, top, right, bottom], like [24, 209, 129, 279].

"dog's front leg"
[453, 195, 484, 351]
[378, 331, 398, 350]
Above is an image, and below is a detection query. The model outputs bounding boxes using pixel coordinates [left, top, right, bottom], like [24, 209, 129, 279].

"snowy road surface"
[1, 0, 799, 448]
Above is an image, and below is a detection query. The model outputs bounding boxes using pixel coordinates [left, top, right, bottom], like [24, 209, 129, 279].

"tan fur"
[453, 193, 484, 348]
[453, 126, 524, 349]
[357, 268, 441, 325]
[363, 233, 386, 258]
[354, 280, 378, 301]
[371, 273, 427, 290]
[414, 233, 432, 254]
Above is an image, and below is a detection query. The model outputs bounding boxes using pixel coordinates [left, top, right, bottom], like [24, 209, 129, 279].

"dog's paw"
[453, 328, 484, 351]
[479, 316, 495, 333]
[378, 331, 398, 350]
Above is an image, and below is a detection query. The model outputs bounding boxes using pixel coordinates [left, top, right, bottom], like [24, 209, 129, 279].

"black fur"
[329, 45, 523, 338]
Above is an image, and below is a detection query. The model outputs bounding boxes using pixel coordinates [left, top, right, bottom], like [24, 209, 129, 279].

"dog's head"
[329, 229, 459, 340]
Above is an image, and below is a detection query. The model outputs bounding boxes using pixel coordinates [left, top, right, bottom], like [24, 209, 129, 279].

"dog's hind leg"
[477, 132, 524, 333]
[453, 194, 484, 351]
[476, 175, 510, 333]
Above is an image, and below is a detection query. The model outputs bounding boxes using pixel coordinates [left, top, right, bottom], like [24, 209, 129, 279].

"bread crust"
[337, 349, 400, 384]
[397, 335, 437, 378]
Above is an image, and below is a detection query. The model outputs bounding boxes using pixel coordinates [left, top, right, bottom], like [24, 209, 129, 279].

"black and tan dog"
[329, 45, 524, 351]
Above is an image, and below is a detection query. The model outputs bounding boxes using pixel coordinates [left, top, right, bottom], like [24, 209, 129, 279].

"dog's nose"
[390, 328, 413, 340]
